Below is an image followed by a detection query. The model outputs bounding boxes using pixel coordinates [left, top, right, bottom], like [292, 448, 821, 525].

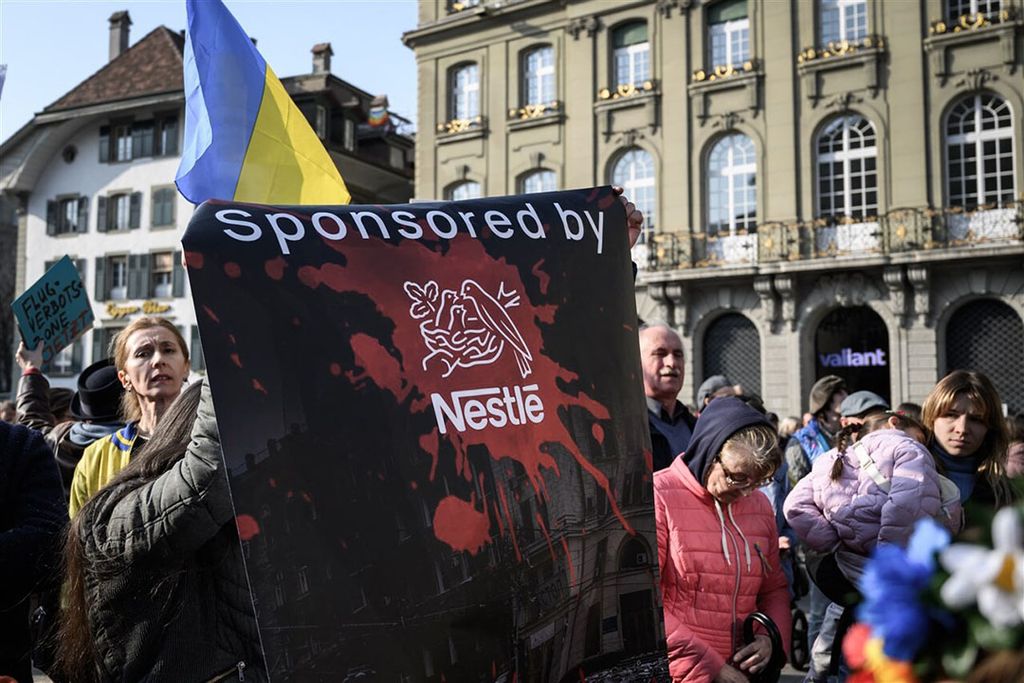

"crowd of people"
[2, 194, 1022, 683]
[641, 323, 1024, 683]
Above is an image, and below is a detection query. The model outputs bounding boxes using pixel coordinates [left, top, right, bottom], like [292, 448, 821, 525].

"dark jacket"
[16, 372, 119, 500]
[80, 381, 266, 682]
[0, 421, 66, 682]
[649, 402, 698, 472]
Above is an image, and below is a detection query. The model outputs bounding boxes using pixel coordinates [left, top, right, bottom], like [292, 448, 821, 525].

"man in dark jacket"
[16, 342, 124, 500]
[640, 323, 698, 471]
[0, 420, 66, 682]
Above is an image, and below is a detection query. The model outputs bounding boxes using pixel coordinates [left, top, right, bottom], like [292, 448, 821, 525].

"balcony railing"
[929, 6, 1018, 35]
[643, 201, 1024, 272]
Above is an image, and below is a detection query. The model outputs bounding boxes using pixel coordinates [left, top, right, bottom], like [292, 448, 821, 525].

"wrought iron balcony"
[642, 201, 1024, 272]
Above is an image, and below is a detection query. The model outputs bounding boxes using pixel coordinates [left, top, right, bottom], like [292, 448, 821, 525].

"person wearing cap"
[15, 342, 125, 502]
[640, 323, 698, 471]
[696, 374, 733, 413]
[784, 375, 848, 488]
[839, 390, 889, 430]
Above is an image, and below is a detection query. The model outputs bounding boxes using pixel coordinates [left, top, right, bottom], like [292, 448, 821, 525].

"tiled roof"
[45, 26, 184, 112]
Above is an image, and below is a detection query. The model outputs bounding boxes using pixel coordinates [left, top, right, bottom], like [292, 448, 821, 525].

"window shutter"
[77, 196, 89, 233]
[46, 200, 57, 236]
[71, 340, 83, 373]
[129, 192, 142, 229]
[74, 259, 86, 283]
[191, 325, 206, 371]
[94, 256, 107, 301]
[127, 254, 146, 299]
[99, 126, 110, 163]
[97, 196, 108, 233]
[172, 250, 185, 297]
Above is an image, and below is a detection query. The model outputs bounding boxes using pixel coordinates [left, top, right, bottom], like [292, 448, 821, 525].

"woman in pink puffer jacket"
[784, 412, 961, 564]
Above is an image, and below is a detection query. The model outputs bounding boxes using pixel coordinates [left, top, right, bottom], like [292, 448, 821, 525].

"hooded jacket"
[784, 429, 959, 555]
[654, 397, 791, 682]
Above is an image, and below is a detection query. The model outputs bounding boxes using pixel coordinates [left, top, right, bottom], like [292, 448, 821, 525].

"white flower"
[939, 507, 1024, 628]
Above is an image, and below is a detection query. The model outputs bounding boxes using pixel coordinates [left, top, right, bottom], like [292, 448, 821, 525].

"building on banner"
[403, 0, 1024, 417]
[0, 10, 415, 393]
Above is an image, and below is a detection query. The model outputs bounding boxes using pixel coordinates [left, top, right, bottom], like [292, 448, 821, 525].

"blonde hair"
[922, 370, 1013, 507]
[720, 423, 782, 481]
[110, 317, 190, 424]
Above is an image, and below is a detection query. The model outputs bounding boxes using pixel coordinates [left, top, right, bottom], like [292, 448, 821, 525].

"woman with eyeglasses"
[655, 396, 790, 683]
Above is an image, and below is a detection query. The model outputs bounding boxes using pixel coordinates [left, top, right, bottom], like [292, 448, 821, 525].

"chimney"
[312, 43, 333, 74]
[108, 10, 132, 61]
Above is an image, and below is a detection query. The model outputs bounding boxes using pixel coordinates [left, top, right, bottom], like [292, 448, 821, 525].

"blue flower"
[906, 518, 951, 570]
[858, 539, 937, 662]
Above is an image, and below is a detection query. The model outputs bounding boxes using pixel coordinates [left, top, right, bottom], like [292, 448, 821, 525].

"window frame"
[610, 148, 656, 242]
[944, 93, 1016, 209]
[815, 114, 879, 222]
[150, 186, 176, 228]
[520, 169, 557, 194]
[521, 45, 556, 107]
[150, 251, 175, 299]
[449, 63, 480, 121]
[947, 0, 1002, 20]
[612, 22, 651, 88]
[706, 133, 757, 237]
[108, 255, 129, 301]
[819, 0, 868, 45]
[446, 181, 482, 201]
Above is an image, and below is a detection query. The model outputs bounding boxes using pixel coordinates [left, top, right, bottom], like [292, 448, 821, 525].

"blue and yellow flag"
[175, 0, 350, 205]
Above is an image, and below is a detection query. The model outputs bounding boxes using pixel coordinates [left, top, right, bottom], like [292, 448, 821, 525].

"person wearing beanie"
[785, 375, 848, 487]
[640, 323, 698, 471]
[656, 397, 790, 682]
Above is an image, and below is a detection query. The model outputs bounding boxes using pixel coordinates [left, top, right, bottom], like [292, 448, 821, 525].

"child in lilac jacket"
[784, 412, 961, 574]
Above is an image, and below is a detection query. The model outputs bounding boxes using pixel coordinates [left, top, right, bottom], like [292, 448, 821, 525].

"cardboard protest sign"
[13, 255, 93, 364]
[183, 187, 668, 682]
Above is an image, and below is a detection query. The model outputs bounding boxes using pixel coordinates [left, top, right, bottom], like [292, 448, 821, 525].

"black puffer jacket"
[80, 381, 266, 682]
[0, 421, 66, 682]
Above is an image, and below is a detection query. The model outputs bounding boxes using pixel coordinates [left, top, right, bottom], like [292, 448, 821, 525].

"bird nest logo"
[403, 279, 533, 379]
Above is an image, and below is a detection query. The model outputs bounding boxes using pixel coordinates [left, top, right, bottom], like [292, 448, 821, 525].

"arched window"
[708, 0, 750, 68]
[707, 134, 756, 237]
[947, 0, 1002, 21]
[446, 181, 481, 201]
[820, 0, 868, 45]
[946, 299, 1024, 414]
[520, 170, 557, 194]
[612, 22, 650, 88]
[618, 537, 651, 570]
[702, 314, 761, 398]
[816, 115, 878, 221]
[521, 45, 555, 106]
[611, 148, 656, 241]
[945, 94, 1015, 209]
[448, 63, 479, 121]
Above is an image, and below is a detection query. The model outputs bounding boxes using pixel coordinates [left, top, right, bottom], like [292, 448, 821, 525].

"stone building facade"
[404, 0, 1024, 418]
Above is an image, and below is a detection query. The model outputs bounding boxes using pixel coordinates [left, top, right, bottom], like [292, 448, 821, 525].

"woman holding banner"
[56, 380, 265, 682]
[655, 396, 791, 683]
[69, 317, 190, 517]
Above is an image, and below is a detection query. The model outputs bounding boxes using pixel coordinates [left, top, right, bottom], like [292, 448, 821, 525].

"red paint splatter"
[344, 333, 410, 402]
[227, 334, 237, 345]
[252, 378, 268, 395]
[224, 262, 241, 278]
[531, 259, 551, 296]
[202, 305, 220, 323]
[591, 423, 604, 444]
[286, 490, 294, 498]
[536, 511, 556, 564]
[409, 480, 418, 491]
[560, 536, 577, 587]
[578, 667, 587, 683]
[268, 478, 277, 488]
[329, 362, 341, 376]
[265, 256, 287, 281]
[235, 514, 260, 541]
[230, 353, 243, 368]
[301, 492, 312, 503]
[433, 494, 490, 554]
[184, 251, 204, 269]
[644, 450, 653, 473]
[496, 483, 521, 562]
[418, 429, 439, 482]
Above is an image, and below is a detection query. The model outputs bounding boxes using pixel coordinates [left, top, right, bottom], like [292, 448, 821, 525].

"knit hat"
[840, 390, 889, 418]
[808, 375, 847, 415]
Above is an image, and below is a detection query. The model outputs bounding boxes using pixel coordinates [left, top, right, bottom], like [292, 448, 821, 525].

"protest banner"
[183, 187, 668, 682]
[12, 255, 93, 364]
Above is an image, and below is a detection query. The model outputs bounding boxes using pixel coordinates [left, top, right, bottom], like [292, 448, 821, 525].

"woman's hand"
[733, 633, 773, 674]
[714, 663, 749, 683]
[611, 185, 644, 248]
[16, 341, 43, 372]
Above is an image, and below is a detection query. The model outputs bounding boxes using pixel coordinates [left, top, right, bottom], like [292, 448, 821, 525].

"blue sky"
[0, 0, 420, 142]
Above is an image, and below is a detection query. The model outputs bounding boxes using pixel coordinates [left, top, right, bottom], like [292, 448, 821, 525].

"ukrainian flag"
[175, 0, 350, 205]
